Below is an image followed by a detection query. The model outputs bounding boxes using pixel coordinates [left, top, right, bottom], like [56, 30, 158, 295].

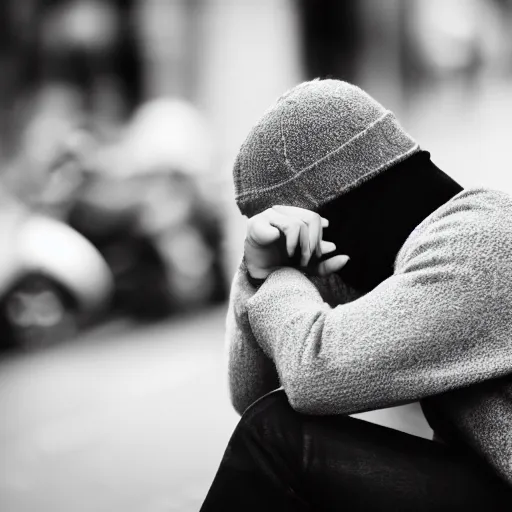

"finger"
[320, 240, 336, 255]
[247, 217, 281, 246]
[314, 255, 350, 277]
[298, 219, 311, 267]
[315, 214, 323, 258]
[309, 214, 322, 261]
[318, 218, 329, 256]
[273, 205, 329, 229]
[295, 215, 317, 266]
[273, 206, 321, 264]
[265, 209, 302, 257]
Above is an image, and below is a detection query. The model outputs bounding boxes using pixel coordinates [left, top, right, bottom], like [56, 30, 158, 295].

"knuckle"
[249, 217, 262, 230]
[283, 224, 296, 236]
[291, 218, 303, 230]
[303, 209, 318, 220]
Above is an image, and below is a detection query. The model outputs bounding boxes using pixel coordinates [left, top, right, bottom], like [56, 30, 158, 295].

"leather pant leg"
[200, 390, 511, 511]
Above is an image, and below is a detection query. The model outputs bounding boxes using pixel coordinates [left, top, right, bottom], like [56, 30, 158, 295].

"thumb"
[314, 255, 350, 277]
[248, 220, 281, 246]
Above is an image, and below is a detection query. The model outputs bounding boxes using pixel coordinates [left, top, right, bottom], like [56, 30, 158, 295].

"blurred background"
[1, 0, 512, 510]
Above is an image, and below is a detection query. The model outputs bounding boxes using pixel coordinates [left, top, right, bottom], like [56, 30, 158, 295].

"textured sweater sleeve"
[225, 259, 361, 415]
[247, 189, 512, 415]
[225, 262, 280, 415]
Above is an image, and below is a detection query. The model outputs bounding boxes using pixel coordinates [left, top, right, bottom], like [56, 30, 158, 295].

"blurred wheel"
[0, 274, 78, 352]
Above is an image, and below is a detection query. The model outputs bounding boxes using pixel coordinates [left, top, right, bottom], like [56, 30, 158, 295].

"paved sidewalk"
[0, 307, 238, 512]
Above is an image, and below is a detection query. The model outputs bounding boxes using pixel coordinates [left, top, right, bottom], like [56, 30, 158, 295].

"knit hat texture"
[233, 79, 420, 217]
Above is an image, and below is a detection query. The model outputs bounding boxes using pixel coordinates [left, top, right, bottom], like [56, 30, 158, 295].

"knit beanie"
[233, 79, 420, 218]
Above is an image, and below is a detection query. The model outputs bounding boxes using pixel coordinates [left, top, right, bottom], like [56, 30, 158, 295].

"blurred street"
[0, 306, 238, 512]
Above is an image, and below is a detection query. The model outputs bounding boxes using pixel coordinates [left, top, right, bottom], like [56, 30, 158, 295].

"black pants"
[200, 390, 511, 511]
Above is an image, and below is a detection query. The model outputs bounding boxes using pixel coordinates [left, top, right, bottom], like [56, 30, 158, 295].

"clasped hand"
[244, 205, 349, 280]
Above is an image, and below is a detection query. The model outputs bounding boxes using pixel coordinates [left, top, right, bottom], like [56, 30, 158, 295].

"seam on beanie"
[236, 110, 394, 199]
[236, 142, 421, 216]
[314, 142, 420, 208]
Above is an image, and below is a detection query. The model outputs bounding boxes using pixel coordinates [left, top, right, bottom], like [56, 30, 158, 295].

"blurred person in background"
[201, 79, 512, 510]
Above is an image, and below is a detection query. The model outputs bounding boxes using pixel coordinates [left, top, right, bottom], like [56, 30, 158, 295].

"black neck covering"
[317, 150, 463, 294]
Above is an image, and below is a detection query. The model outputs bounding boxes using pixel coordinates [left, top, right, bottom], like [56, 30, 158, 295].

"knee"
[235, 389, 301, 439]
[241, 389, 292, 422]
[231, 389, 303, 459]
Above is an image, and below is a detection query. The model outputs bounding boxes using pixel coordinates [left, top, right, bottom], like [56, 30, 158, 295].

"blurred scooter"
[65, 99, 227, 320]
[0, 196, 113, 352]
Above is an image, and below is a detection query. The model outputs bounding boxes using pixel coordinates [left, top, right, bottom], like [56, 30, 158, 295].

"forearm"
[247, 267, 512, 416]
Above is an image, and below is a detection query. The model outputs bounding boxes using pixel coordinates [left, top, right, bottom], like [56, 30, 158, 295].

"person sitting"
[201, 79, 512, 511]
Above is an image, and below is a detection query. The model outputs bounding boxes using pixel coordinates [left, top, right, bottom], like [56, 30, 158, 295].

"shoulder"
[397, 188, 512, 270]
[426, 187, 512, 226]
[444, 188, 512, 217]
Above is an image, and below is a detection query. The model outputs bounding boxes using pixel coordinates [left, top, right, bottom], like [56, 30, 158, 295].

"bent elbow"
[230, 397, 246, 417]
[229, 388, 254, 417]
[283, 375, 322, 415]
[287, 392, 311, 414]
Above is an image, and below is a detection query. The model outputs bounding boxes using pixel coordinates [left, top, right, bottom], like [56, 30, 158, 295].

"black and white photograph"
[1, 1, 512, 511]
